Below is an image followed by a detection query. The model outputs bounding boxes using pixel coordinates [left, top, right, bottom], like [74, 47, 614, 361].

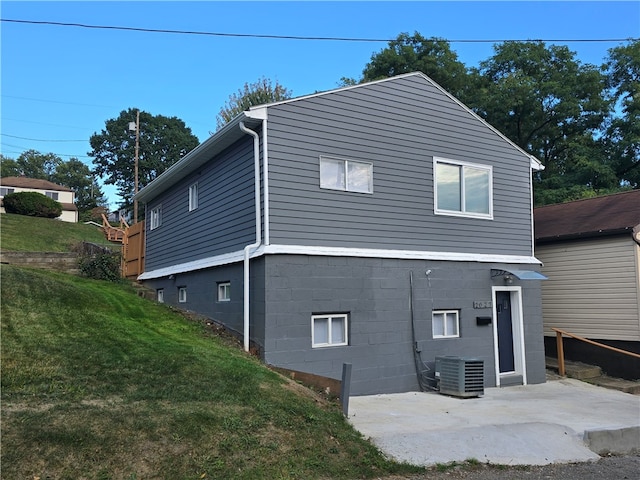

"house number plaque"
[473, 301, 492, 309]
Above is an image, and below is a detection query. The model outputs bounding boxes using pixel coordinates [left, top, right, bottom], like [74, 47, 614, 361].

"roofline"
[536, 226, 634, 244]
[136, 71, 544, 204]
[249, 71, 544, 169]
[135, 112, 262, 203]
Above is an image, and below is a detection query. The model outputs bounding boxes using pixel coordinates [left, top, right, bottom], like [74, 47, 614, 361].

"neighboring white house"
[0, 176, 78, 223]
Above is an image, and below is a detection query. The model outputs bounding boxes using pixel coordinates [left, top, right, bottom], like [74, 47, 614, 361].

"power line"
[0, 142, 92, 158]
[2, 133, 87, 142]
[1, 94, 114, 108]
[2, 18, 638, 44]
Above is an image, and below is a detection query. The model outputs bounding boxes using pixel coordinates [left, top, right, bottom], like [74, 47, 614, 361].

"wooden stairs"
[546, 357, 640, 395]
[101, 214, 127, 243]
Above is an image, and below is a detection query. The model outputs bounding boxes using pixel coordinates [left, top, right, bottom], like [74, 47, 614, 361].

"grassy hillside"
[0, 213, 112, 251]
[0, 265, 420, 479]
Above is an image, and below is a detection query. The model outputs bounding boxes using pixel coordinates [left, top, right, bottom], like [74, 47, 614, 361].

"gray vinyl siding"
[145, 137, 257, 271]
[538, 236, 640, 341]
[265, 75, 533, 255]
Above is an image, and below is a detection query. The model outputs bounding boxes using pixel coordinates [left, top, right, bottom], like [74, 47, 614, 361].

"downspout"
[262, 118, 270, 245]
[239, 121, 262, 352]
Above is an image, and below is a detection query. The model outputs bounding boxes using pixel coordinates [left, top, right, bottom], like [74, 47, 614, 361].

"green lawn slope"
[0, 265, 420, 479]
[1, 213, 112, 251]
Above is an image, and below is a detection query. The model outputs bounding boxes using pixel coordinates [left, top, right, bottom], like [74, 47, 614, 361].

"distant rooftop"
[0, 176, 73, 192]
[534, 190, 640, 242]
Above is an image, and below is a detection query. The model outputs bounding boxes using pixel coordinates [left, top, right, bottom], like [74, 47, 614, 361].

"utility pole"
[129, 110, 140, 224]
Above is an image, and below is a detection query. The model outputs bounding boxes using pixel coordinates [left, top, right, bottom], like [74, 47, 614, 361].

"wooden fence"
[122, 221, 145, 280]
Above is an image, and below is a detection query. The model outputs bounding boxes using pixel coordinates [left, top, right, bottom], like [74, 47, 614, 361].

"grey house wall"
[261, 255, 546, 396]
[144, 136, 259, 271]
[265, 74, 534, 256]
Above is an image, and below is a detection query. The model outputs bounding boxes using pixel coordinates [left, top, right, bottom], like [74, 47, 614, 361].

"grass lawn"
[0, 213, 113, 251]
[1, 265, 422, 479]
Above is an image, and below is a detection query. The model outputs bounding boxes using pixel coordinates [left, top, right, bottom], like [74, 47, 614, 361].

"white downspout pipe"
[239, 121, 262, 352]
[262, 118, 270, 245]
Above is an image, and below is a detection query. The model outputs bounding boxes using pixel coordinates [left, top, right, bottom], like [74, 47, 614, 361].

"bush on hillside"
[3, 191, 62, 219]
[74, 242, 122, 282]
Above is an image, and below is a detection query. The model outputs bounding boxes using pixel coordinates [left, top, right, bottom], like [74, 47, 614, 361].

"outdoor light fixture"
[503, 274, 514, 285]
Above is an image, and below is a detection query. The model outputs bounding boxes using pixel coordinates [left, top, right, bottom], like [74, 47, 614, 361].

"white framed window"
[188, 183, 198, 211]
[432, 310, 460, 338]
[45, 191, 59, 201]
[217, 282, 231, 302]
[312, 313, 348, 348]
[320, 156, 373, 194]
[434, 157, 492, 219]
[150, 205, 162, 230]
[157, 289, 164, 303]
[0, 187, 14, 196]
[178, 287, 187, 303]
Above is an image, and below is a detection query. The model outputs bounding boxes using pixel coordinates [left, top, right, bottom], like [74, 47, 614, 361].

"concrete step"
[546, 357, 640, 395]
[546, 357, 602, 380]
[583, 375, 640, 395]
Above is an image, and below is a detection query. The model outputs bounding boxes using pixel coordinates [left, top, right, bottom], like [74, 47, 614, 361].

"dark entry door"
[496, 291, 515, 373]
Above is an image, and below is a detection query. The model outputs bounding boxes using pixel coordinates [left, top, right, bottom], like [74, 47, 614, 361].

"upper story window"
[434, 157, 492, 219]
[188, 183, 198, 211]
[150, 205, 162, 230]
[432, 310, 460, 338]
[45, 191, 59, 201]
[312, 313, 348, 348]
[0, 187, 14, 197]
[320, 156, 373, 194]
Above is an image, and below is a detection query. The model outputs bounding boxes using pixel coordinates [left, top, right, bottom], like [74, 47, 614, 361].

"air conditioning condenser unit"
[435, 356, 484, 398]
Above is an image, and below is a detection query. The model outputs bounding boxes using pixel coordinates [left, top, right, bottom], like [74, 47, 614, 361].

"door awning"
[491, 269, 548, 280]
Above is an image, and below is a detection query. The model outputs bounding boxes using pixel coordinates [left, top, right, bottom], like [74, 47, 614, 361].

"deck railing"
[552, 327, 640, 376]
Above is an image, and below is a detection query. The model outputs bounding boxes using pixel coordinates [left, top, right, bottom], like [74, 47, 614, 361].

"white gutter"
[239, 121, 262, 352]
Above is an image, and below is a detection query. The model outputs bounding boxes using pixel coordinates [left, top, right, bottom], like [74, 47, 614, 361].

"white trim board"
[138, 244, 541, 280]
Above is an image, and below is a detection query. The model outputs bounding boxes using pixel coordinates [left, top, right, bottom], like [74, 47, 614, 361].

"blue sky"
[2, 1, 639, 209]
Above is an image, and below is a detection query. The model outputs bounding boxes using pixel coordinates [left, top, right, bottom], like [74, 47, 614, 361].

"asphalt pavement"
[348, 377, 640, 467]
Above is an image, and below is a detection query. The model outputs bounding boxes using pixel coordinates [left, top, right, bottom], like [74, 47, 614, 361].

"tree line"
[2, 34, 637, 215]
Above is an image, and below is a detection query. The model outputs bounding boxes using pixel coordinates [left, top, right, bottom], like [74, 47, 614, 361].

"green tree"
[348, 32, 471, 100]
[473, 41, 612, 204]
[0, 155, 20, 177]
[13, 150, 62, 180]
[216, 77, 292, 130]
[89, 108, 199, 211]
[603, 40, 640, 188]
[52, 158, 108, 215]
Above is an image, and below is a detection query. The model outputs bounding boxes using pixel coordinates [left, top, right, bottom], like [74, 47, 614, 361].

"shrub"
[75, 242, 122, 282]
[3, 191, 63, 218]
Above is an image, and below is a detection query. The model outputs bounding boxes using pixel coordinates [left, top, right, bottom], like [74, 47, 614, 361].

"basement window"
[432, 310, 460, 338]
[217, 282, 231, 302]
[178, 287, 187, 303]
[312, 313, 348, 348]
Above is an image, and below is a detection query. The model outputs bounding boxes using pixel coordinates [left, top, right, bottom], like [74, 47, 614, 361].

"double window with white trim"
[432, 310, 460, 338]
[434, 157, 492, 219]
[312, 313, 348, 348]
[320, 156, 373, 194]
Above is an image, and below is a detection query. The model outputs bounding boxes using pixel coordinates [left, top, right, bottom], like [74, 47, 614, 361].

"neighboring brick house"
[0, 176, 78, 223]
[535, 190, 640, 380]
[135, 72, 548, 395]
